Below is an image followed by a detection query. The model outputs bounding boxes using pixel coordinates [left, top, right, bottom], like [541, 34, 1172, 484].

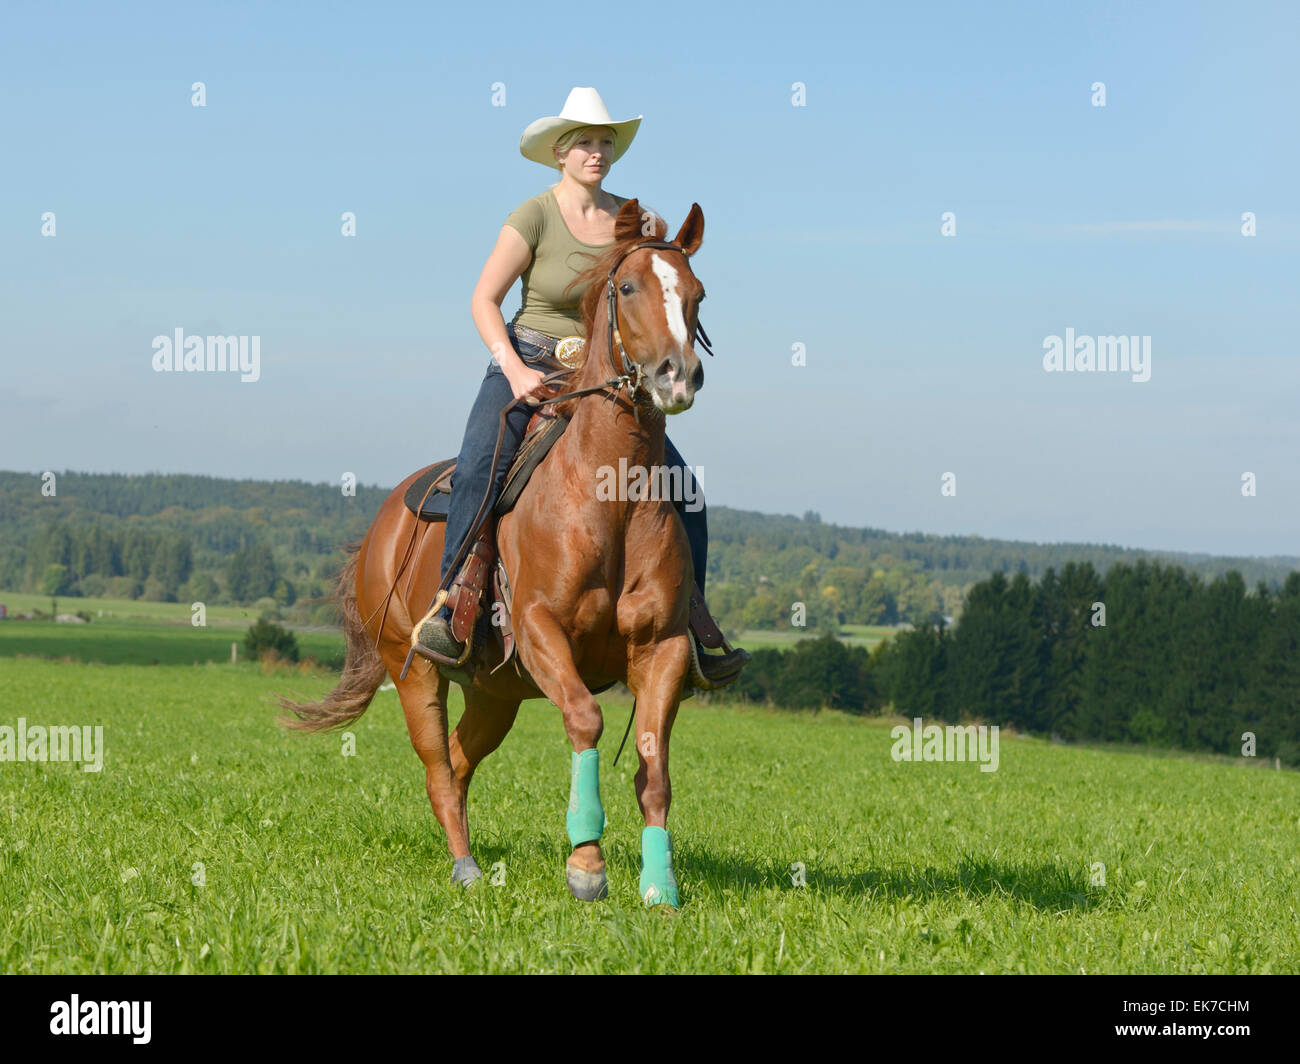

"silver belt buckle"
[554, 335, 586, 369]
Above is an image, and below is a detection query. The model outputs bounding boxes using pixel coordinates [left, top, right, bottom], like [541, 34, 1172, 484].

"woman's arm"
[471, 225, 553, 403]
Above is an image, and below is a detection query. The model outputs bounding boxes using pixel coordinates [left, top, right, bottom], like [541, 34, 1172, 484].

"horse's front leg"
[626, 631, 690, 909]
[516, 608, 609, 902]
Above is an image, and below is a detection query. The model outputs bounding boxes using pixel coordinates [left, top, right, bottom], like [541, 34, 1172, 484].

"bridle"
[602, 238, 714, 400]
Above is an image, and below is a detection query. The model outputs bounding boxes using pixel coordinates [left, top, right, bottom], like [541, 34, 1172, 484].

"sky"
[2, 0, 1297, 558]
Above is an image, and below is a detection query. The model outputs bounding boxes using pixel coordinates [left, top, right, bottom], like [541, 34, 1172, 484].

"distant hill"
[710, 505, 1298, 589]
[2, 470, 1295, 632]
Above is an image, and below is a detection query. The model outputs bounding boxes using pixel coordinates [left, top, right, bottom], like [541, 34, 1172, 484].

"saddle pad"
[403, 458, 456, 520]
[402, 416, 569, 521]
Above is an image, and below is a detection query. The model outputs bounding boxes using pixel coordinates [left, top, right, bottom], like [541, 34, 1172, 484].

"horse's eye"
[619, 282, 634, 295]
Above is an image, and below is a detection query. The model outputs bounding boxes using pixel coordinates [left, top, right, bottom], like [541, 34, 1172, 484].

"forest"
[2, 470, 1296, 636]
[725, 558, 1300, 761]
[873, 561, 1300, 762]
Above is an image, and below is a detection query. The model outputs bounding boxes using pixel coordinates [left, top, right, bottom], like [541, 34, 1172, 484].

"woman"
[413, 86, 748, 688]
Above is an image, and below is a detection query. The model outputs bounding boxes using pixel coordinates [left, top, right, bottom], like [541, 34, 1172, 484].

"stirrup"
[686, 635, 751, 692]
[411, 590, 473, 668]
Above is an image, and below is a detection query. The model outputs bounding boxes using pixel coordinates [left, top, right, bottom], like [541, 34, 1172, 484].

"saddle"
[403, 407, 569, 523]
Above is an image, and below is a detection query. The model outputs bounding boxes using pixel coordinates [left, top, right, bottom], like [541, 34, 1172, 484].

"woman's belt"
[509, 322, 559, 353]
[509, 322, 587, 369]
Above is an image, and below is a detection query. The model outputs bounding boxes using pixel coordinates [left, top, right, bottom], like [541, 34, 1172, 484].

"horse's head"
[577, 199, 708, 414]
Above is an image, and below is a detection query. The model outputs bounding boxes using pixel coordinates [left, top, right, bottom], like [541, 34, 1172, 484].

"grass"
[0, 590, 255, 626]
[0, 617, 344, 667]
[0, 590, 895, 666]
[735, 623, 898, 651]
[1, 654, 1297, 973]
[0, 591, 343, 667]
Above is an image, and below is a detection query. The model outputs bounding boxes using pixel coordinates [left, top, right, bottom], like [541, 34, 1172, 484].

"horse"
[280, 199, 710, 908]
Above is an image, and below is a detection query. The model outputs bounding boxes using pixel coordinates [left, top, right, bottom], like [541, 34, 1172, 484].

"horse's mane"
[563, 204, 669, 339]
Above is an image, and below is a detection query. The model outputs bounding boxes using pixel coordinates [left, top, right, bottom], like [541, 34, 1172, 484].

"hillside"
[2, 470, 1295, 631]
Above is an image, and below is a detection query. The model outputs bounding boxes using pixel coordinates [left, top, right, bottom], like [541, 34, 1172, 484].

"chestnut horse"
[281, 200, 710, 907]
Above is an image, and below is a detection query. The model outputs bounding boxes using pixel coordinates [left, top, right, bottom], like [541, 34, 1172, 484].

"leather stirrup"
[448, 529, 496, 645]
[688, 581, 728, 651]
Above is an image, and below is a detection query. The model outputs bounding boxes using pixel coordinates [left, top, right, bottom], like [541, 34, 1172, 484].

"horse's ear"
[615, 199, 670, 241]
[615, 198, 645, 241]
[672, 203, 704, 256]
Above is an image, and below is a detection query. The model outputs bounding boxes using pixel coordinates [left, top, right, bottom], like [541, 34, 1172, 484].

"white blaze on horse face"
[650, 253, 688, 351]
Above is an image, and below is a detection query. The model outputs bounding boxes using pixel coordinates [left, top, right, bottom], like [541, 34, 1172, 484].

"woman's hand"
[506, 363, 557, 405]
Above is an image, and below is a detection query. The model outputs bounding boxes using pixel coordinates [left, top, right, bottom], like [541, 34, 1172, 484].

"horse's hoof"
[452, 855, 484, 887]
[566, 864, 608, 902]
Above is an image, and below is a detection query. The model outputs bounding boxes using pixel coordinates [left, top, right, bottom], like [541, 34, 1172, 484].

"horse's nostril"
[655, 358, 675, 382]
[691, 363, 704, 391]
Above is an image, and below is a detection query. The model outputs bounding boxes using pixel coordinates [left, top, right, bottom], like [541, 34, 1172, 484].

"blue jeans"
[440, 323, 708, 600]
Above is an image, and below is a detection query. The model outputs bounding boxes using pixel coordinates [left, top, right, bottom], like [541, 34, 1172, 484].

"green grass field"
[0, 587, 899, 663]
[0, 590, 255, 626]
[0, 591, 898, 665]
[2, 648, 1297, 973]
[734, 623, 897, 651]
[0, 619, 345, 668]
[0, 592, 343, 668]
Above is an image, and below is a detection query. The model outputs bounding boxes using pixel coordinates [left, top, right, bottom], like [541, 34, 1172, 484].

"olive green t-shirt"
[503, 189, 629, 340]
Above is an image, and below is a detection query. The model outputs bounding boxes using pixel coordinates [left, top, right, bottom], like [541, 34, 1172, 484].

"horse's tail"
[278, 544, 387, 732]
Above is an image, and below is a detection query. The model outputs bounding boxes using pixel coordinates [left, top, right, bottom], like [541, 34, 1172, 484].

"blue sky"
[2, 0, 1297, 557]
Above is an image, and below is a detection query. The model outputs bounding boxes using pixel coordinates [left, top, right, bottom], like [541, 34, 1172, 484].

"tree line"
[13, 522, 308, 610]
[705, 507, 1296, 631]
[873, 561, 1300, 763]
[727, 559, 1299, 763]
[3, 472, 1297, 636]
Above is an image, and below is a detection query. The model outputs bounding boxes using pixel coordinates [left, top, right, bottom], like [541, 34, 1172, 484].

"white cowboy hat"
[519, 87, 642, 168]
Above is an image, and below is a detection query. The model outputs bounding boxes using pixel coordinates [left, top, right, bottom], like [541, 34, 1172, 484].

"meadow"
[0, 592, 343, 667]
[0, 589, 893, 661]
[1, 627, 1297, 972]
[731, 623, 894, 651]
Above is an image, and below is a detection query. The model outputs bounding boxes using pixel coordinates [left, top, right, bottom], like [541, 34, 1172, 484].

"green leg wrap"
[639, 826, 679, 907]
[566, 748, 605, 848]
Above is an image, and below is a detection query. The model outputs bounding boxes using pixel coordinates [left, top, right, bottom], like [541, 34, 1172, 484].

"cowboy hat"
[519, 87, 642, 168]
